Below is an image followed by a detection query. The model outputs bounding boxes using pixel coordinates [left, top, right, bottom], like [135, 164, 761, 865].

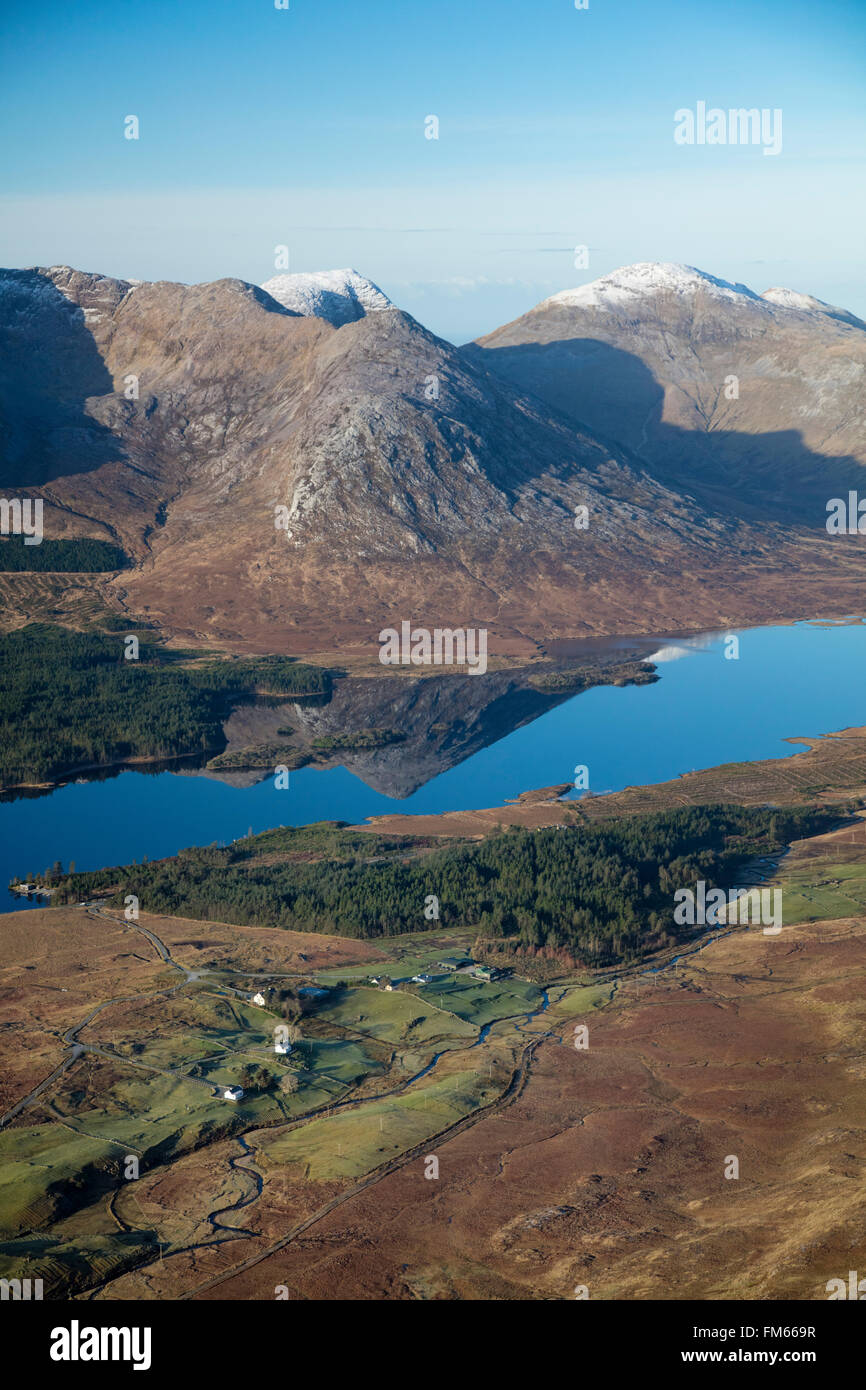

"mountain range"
[467, 262, 866, 527]
[1, 261, 864, 657]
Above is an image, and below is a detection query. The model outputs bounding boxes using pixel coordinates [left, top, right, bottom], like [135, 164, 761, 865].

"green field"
[546, 982, 615, 1016]
[50, 1070, 283, 1149]
[411, 974, 542, 1028]
[0, 979, 400, 1246]
[314, 985, 477, 1048]
[778, 858, 866, 924]
[0, 1124, 115, 1237]
[88, 990, 279, 1064]
[0, 1070, 281, 1239]
[195, 1035, 381, 1104]
[257, 1067, 496, 1180]
[0, 1229, 156, 1297]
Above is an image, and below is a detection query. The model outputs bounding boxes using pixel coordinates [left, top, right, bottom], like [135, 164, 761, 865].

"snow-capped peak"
[760, 286, 864, 328]
[762, 287, 827, 312]
[260, 268, 392, 326]
[542, 262, 761, 312]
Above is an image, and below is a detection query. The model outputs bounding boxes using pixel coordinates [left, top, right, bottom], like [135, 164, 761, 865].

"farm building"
[251, 991, 267, 1006]
[223, 1085, 244, 1102]
[438, 957, 473, 972]
[473, 965, 505, 982]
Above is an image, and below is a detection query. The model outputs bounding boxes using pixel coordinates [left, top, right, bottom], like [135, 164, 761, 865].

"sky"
[1, 0, 864, 342]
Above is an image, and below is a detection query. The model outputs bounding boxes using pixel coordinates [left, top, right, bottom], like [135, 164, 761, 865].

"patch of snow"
[260, 268, 392, 326]
[542, 262, 762, 312]
[762, 287, 828, 312]
[760, 286, 863, 328]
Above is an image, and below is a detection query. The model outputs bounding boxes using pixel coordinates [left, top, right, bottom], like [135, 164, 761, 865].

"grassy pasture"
[413, 974, 542, 1028]
[44, 1069, 282, 1168]
[258, 1067, 495, 1181]
[314, 985, 477, 1048]
[779, 859, 866, 924]
[546, 983, 615, 1016]
[0, 1124, 114, 1236]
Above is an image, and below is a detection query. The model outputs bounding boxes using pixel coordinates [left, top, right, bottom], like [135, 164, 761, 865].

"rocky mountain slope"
[1, 262, 864, 655]
[466, 262, 866, 525]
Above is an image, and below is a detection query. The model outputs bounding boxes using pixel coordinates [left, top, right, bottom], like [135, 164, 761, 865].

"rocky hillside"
[1, 262, 864, 655]
[466, 262, 866, 525]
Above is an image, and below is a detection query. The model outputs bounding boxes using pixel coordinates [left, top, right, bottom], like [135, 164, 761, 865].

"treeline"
[0, 624, 331, 786]
[528, 661, 658, 694]
[311, 729, 406, 751]
[184, 656, 330, 698]
[0, 536, 127, 571]
[55, 804, 838, 967]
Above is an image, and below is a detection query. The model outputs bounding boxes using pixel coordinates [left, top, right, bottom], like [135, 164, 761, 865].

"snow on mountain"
[541, 262, 761, 313]
[761, 286, 865, 329]
[260, 268, 392, 326]
[762, 287, 823, 312]
[535, 262, 865, 331]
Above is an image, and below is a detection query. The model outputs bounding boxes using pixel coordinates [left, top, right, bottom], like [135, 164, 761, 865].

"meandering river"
[3, 618, 864, 908]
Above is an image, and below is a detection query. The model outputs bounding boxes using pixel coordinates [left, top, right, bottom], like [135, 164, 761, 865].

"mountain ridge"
[2, 260, 865, 656]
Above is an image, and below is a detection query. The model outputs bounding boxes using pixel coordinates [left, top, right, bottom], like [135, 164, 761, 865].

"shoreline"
[144, 610, 866, 670]
[356, 725, 866, 838]
[0, 648, 658, 797]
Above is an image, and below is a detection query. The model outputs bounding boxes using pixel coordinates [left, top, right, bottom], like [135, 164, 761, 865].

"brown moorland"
[92, 915, 866, 1302]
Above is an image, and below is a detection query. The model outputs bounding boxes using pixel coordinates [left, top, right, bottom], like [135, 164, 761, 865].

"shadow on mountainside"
[464, 337, 865, 527]
[0, 269, 125, 488]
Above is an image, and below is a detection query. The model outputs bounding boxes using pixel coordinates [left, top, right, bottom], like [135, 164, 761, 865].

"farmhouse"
[250, 991, 267, 1006]
[473, 964, 504, 982]
[223, 1085, 244, 1102]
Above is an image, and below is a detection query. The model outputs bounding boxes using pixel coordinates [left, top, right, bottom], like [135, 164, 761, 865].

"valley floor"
[1, 737, 865, 1300]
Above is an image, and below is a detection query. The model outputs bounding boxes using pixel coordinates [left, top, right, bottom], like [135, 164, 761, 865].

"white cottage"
[223, 1085, 244, 1102]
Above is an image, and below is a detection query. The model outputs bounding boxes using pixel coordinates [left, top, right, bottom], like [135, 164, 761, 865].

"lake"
[3, 618, 864, 908]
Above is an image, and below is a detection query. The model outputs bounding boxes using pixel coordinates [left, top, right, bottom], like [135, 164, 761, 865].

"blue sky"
[1, 0, 864, 340]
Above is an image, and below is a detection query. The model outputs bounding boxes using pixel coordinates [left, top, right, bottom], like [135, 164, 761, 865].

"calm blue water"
[3, 619, 864, 905]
